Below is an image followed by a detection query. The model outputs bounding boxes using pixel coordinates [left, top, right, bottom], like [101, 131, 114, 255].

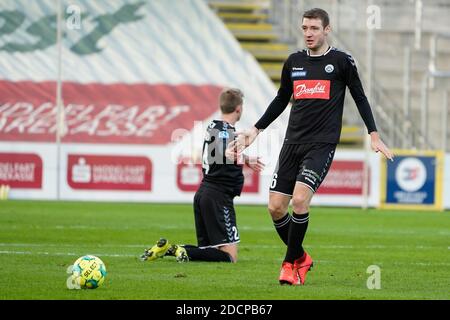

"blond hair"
[219, 88, 244, 114]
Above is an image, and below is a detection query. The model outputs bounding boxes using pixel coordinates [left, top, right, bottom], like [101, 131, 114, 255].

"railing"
[336, 37, 419, 149]
[420, 71, 450, 151]
[419, 32, 450, 151]
[269, 0, 301, 43]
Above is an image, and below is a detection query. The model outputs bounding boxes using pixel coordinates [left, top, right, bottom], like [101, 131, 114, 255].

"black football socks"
[284, 212, 309, 263]
[273, 213, 291, 245]
[182, 245, 233, 262]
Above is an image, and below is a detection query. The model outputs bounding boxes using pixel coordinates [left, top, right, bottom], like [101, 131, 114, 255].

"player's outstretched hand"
[245, 156, 265, 173]
[370, 132, 394, 161]
[235, 127, 260, 152]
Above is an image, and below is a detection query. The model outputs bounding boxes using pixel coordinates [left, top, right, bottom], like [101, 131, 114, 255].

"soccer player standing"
[232, 8, 393, 285]
[142, 88, 264, 263]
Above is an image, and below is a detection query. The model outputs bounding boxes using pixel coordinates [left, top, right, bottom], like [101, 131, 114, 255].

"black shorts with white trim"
[193, 183, 240, 248]
[269, 143, 336, 196]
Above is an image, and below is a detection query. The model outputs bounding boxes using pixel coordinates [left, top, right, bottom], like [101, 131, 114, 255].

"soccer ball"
[72, 255, 107, 289]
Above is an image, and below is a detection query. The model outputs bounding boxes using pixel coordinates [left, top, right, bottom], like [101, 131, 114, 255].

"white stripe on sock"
[292, 215, 309, 224]
[274, 215, 291, 228]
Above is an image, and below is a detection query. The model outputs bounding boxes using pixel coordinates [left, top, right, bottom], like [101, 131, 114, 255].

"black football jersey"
[201, 120, 244, 196]
[255, 47, 377, 144]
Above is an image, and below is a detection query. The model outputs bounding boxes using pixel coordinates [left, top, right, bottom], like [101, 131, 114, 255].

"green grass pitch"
[0, 200, 448, 300]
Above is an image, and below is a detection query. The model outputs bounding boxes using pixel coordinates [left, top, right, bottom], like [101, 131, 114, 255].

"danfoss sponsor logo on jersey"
[293, 80, 330, 100]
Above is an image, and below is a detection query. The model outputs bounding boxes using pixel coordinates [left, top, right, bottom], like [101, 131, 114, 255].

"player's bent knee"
[291, 194, 310, 213]
[268, 193, 290, 219]
[291, 201, 309, 213]
[268, 202, 289, 219]
[268, 199, 289, 220]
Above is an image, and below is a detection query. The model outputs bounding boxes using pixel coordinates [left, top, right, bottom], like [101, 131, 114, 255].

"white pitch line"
[243, 244, 446, 250]
[0, 225, 186, 231]
[0, 250, 136, 258]
[0, 243, 146, 248]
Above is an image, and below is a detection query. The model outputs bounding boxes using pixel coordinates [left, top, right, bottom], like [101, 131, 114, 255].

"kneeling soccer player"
[141, 88, 264, 263]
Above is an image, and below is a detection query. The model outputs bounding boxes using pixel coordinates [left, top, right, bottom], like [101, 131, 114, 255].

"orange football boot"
[279, 262, 300, 285]
[293, 252, 314, 285]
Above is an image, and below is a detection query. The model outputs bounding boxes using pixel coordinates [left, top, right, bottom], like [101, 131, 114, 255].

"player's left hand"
[245, 156, 265, 172]
[370, 132, 394, 161]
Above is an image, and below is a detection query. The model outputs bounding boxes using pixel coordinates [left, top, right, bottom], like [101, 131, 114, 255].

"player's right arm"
[235, 57, 293, 152]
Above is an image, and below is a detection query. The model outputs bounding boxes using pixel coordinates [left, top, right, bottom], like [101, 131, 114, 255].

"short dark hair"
[219, 88, 244, 114]
[303, 8, 330, 28]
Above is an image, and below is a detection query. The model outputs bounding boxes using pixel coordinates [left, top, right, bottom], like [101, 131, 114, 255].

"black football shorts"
[269, 143, 336, 196]
[193, 184, 240, 248]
